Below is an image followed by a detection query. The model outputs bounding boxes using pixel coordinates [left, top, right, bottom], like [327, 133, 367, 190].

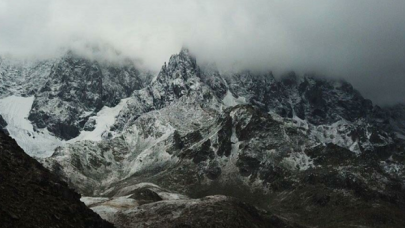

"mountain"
[28, 52, 151, 140]
[0, 52, 152, 157]
[1, 48, 405, 227]
[0, 130, 114, 228]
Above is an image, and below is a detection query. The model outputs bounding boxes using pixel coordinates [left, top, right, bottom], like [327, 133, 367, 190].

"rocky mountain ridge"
[0, 51, 152, 156]
[1, 48, 405, 227]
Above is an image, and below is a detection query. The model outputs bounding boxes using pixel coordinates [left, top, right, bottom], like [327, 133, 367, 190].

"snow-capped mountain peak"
[1, 48, 405, 227]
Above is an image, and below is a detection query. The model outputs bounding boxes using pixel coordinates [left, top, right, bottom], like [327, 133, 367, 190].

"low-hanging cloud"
[1, 0, 405, 105]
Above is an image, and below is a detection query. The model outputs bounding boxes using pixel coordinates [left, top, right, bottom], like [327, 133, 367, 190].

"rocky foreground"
[81, 183, 306, 228]
[0, 131, 114, 228]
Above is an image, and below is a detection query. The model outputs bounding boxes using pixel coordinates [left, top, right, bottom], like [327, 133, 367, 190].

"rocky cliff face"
[27, 52, 152, 140]
[226, 71, 374, 124]
[0, 130, 114, 228]
[1, 52, 152, 140]
[0, 57, 54, 98]
[110, 48, 220, 133]
[0, 51, 152, 157]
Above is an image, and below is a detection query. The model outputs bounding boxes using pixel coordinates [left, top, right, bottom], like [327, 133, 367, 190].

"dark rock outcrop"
[0, 131, 114, 228]
[0, 114, 7, 134]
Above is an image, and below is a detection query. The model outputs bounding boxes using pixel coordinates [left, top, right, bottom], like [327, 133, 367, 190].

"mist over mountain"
[2, 1, 405, 227]
[1, 0, 405, 105]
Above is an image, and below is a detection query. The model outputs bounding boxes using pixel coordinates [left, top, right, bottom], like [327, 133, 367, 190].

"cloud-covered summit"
[1, 0, 404, 105]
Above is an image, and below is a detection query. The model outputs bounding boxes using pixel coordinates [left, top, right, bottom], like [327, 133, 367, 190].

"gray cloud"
[0, 0, 404, 105]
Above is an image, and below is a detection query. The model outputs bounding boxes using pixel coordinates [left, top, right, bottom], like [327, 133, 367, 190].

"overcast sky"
[0, 0, 404, 105]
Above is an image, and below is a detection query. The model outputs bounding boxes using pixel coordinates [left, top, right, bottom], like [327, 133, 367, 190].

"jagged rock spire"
[179, 46, 190, 55]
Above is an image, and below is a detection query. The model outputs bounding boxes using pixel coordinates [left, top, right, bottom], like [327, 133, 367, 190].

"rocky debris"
[0, 131, 114, 228]
[112, 195, 305, 228]
[268, 147, 405, 227]
[81, 183, 304, 228]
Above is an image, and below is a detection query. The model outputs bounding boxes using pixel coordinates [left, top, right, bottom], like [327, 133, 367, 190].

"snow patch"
[395, 133, 405, 140]
[0, 95, 63, 157]
[281, 152, 314, 171]
[380, 161, 404, 175]
[222, 90, 246, 107]
[81, 197, 110, 207]
[70, 98, 129, 142]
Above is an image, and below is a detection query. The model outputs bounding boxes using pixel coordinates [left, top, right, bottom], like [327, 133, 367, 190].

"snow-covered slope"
[71, 98, 130, 142]
[0, 96, 62, 157]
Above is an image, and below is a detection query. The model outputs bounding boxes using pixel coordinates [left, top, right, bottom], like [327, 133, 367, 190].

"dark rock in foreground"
[0, 131, 114, 228]
[0, 114, 7, 134]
